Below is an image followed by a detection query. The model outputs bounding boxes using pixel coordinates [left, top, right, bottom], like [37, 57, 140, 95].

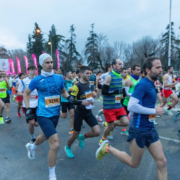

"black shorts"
[61, 102, 75, 113]
[1, 94, 10, 104]
[123, 105, 129, 115]
[127, 124, 159, 148]
[74, 107, 98, 132]
[24, 107, 37, 123]
[98, 84, 102, 90]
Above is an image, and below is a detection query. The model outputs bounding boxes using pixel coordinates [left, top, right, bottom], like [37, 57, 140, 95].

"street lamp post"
[168, 0, 172, 66]
[48, 42, 52, 57]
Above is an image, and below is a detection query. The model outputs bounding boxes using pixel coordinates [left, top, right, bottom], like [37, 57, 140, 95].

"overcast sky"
[0, 0, 180, 54]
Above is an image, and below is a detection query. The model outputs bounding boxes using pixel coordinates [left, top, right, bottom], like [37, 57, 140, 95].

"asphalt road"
[0, 99, 180, 180]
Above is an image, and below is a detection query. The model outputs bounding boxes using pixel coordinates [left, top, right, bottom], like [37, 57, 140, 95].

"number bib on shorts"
[149, 114, 156, 122]
[45, 95, 60, 108]
[85, 90, 93, 99]
[115, 95, 121, 103]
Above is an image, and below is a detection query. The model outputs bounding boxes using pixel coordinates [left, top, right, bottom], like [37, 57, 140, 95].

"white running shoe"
[153, 121, 158, 125]
[96, 115, 103, 123]
[165, 108, 173, 116]
[107, 131, 113, 140]
[25, 143, 35, 160]
[49, 176, 57, 180]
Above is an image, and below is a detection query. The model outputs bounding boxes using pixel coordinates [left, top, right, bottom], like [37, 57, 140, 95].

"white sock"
[31, 143, 37, 151]
[49, 166, 56, 178]
[30, 134, 35, 139]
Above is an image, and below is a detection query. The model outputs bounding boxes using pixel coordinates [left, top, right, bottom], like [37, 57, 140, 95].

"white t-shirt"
[100, 72, 109, 85]
[18, 77, 38, 108]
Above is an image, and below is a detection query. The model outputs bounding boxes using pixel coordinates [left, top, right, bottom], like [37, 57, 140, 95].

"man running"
[0, 69, 7, 124]
[160, 66, 179, 115]
[16, 73, 25, 117]
[24, 53, 71, 180]
[64, 66, 100, 158]
[17, 65, 38, 144]
[96, 64, 112, 122]
[60, 70, 75, 135]
[73, 69, 81, 84]
[99, 59, 129, 144]
[0, 70, 11, 123]
[96, 57, 167, 180]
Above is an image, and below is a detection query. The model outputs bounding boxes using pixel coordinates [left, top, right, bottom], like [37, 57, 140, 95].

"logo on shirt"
[40, 79, 44, 82]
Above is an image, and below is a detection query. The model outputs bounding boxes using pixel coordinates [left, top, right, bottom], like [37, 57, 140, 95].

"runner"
[125, 67, 131, 80]
[96, 64, 112, 122]
[24, 53, 72, 180]
[60, 70, 75, 135]
[96, 57, 167, 180]
[16, 73, 25, 117]
[99, 59, 129, 144]
[73, 69, 81, 84]
[72, 71, 76, 80]
[96, 71, 103, 100]
[0, 70, 11, 123]
[64, 66, 100, 158]
[160, 66, 179, 115]
[0, 69, 7, 124]
[17, 65, 38, 144]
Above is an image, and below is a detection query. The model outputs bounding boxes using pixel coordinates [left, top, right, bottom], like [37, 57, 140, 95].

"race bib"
[85, 91, 93, 99]
[0, 88, 5, 93]
[149, 114, 156, 122]
[89, 81, 94, 86]
[115, 95, 121, 103]
[45, 95, 60, 108]
[30, 95, 38, 100]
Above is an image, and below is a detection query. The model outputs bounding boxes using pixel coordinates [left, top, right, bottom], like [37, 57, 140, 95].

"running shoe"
[102, 122, 108, 128]
[25, 143, 35, 160]
[64, 146, 74, 158]
[153, 121, 158, 125]
[165, 108, 173, 116]
[5, 117, 11, 123]
[17, 112, 21, 117]
[30, 138, 36, 144]
[121, 130, 129, 136]
[78, 134, 85, 149]
[177, 130, 180, 135]
[0, 117, 4, 124]
[69, 129, 73, 135]
[96, 115, 103, 123]
[13, 95, 16, 101]
[96, 140, 109, 160]
[99, 138, 104, 145]
[107, 131, 113, 140]
[49, 176, 57, 180]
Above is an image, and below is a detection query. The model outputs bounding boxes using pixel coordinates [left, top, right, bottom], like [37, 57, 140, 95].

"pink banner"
[32, 54, 38, 75]
[16, 57, 22, 74]
[42, 51, 45, 54]
[56, 49, 60, 68]
[24, 56, 29, 74]
[9, 59, 16, 74]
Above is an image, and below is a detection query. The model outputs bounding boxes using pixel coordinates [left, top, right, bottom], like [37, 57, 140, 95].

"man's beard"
[150, 72, 159, 81]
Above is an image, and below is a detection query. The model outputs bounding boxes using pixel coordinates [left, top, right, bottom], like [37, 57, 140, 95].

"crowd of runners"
[1, 53, 180, 180]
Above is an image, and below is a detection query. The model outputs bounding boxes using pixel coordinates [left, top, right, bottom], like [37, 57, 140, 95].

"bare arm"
[61, 88, 70, 99]
[104, 75, 112, 86]
[23, 87, 32, 108]
[124, 79, 133, 97]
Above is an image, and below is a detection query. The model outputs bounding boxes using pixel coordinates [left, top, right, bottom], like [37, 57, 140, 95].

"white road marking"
[159, 136, 180, 143]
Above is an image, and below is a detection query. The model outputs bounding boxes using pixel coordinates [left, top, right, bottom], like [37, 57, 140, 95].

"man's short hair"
[112, 59, 117, 66]
[79, 66, 90, 73]
[167, 66, 173, 70]
[27, 64, 37, 71]
[142, 57, 160, 75]
[18, 73, 24, 78]
[65, 71, 71, 77]
[76, 69, 80, 74]
[122, 68, 127, 72]
[131, 65, 140, 71]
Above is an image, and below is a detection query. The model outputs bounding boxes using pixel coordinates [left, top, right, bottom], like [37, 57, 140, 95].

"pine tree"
[45, 24, 65, 69]
[85, 24, 98, 69]
[31, 22, 44, 69]
[64, 24, 80, 71]
[26, 34, 33, 62]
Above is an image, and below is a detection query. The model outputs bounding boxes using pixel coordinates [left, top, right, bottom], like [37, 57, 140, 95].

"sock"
[122, 128, 126, 131]
[168, 106, 172, 110]
[30, 134, 35, 139]
[31, 143, 37, 151]
[84, 133, 88, 138]
[102, 136, 106, 141]
[6, 116, 9, 118]
[49, 166, 56, 178]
